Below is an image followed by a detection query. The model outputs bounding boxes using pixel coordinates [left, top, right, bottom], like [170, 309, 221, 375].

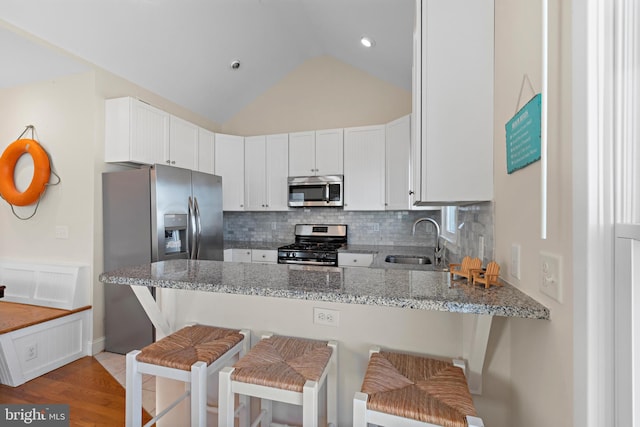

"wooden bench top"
[0, 301, 91, 335]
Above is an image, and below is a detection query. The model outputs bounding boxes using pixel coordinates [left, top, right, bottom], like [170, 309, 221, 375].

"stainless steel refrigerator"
[102, 164, 223, 354]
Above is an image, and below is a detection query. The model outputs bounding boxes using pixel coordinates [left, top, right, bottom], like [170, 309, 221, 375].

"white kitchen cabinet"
[251, 249, 278, 264]
[197, 128, 215, 174]
[224, 248, 277, 264]
[245, 134, 289, 211]
[215, 133, 245, 211]
[315, 128, 344, 175]
[289, 129, 343, 176]
[343, 125, 386, 211]
[288, 131, 315, 176]
[385, 114, 411, 210]
[338, 253, 374, 268]
[412, 0, 493, 204]
[105, 97, 169, 165]
[168, 115, 198, 169]
[225, 249, 252, 262]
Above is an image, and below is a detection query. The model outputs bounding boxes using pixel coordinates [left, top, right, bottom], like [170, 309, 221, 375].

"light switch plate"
[55, 225, 69, 239]
[540, 251, 563, 303]
[511, 244, 521, 279]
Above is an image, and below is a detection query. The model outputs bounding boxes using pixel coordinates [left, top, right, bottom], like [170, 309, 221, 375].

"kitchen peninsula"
[99, 260, 548, 425]
[99, 259, 548, 320]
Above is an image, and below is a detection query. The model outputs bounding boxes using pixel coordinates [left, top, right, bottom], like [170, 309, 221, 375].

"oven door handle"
[278, 259, 337, 266]
[325, 184, 330, 203]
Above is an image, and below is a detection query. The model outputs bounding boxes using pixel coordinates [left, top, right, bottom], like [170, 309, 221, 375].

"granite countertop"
[99, 259, 549, 320]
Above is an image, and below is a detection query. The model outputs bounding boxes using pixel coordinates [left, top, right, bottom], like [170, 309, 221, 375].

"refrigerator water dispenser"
[164, 214, 187, 255]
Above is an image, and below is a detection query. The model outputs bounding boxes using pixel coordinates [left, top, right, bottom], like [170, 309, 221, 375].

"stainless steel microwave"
[288, 175, 343, 207]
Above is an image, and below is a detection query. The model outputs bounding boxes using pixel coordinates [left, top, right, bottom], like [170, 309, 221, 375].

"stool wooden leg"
[327, 340, 338, 427]
[238, 393, 250, 427]
[302, 380, 319, 427]
[218, 366, 235, 427]
[260, 398, 272, 426]
[125, 350, 142, 427]
[352, 392, 368, 427]
[191, 361, 207, 427]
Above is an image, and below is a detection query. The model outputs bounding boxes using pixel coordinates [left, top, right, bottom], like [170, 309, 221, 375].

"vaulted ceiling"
[0, 0, 414, 125]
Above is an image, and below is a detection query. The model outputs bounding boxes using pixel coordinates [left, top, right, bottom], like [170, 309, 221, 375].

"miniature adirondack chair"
[449, 257, 482, 283]
[471, 261, 501, 289]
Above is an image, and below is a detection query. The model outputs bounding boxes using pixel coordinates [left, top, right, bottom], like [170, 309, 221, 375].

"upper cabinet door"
[105, 97, 169, 166]
[244, 135, 267, 211]
[289, 131, 316, 176]
[414, 0, 494, 203]
[197, 128, 215, 174]
[315, 128, 343, 176]
[215, 133, 245, 211]
[244, 134, 289, 211]
[385, 115, 411, 210]
[168, 115, 198, 169]
[344, 125, 386, 211]
[265, 133, 289, 211]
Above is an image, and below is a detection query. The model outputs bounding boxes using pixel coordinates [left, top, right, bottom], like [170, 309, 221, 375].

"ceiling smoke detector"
[230, 60, 241, 70]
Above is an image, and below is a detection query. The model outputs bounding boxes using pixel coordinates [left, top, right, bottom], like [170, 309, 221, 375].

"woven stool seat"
[126, 324, 249, 427]
[360, 351, 477, 427]
[136, 324, 244, 370]
[231, 335, 332, 392]
[219, 334, 338, 427]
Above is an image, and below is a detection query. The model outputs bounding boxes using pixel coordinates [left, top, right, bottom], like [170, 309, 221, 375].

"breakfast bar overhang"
[99, 259, 549, 398]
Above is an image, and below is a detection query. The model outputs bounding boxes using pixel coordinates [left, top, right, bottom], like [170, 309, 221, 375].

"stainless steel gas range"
[277, 224, 347, 266]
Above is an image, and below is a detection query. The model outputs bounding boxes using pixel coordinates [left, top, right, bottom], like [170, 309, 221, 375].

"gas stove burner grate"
[278, 224, 348, 266]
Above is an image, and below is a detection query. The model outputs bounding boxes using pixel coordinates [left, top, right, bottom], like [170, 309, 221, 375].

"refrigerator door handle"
[193, 196, 202, 259]
[188, 196, 197, 259]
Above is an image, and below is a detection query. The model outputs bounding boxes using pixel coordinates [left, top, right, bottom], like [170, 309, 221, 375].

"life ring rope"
[0, 126, 61, 220]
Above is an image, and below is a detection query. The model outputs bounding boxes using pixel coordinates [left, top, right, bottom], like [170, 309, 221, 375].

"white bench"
[0, 261, 92, 387]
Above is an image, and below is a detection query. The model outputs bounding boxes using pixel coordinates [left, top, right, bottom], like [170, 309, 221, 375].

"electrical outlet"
[511, 244, 521, 279]
[271, 222, 277, 230]
[540, 252, 563, 302]
[369, 223, 379, 232]
[313, 307, 339, 327]
[26, 343, 37, 361]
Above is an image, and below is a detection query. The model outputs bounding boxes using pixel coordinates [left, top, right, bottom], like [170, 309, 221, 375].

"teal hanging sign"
[505, 93, 542, 174]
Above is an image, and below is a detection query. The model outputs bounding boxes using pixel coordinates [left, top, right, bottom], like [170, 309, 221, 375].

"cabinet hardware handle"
[409, 190, 415, 195]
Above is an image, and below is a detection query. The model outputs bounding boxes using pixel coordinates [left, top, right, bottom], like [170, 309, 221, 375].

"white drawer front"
[251, 249, 278, 264]
[338, 253, 374, 267]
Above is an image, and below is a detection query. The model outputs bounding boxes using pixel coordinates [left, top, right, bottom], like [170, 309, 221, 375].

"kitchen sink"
[384, 255, 432, 265]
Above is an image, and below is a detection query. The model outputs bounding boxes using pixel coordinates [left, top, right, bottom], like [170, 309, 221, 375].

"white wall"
[494, 0, 573, 425]
[0, 73, 98, 316]
[221, 55, 412, 136]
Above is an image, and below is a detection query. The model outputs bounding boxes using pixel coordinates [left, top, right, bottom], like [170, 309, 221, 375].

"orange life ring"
[0, 139, 51, 206]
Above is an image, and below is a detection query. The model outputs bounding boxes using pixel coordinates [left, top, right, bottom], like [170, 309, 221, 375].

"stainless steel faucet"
[412, 217, 445, 267]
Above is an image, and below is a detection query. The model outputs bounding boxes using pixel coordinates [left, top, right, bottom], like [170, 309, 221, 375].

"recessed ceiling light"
[360, 36, 375, 48]
[230, 60, 241, 70]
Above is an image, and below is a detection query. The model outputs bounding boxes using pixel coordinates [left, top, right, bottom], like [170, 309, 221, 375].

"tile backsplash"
[223, 202, 493, 264]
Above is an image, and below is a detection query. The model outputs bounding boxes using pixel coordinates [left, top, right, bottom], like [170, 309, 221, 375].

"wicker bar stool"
[353, 348, 484, 427]
[126, 324, 250, 427]
[219, 333, 338, 427]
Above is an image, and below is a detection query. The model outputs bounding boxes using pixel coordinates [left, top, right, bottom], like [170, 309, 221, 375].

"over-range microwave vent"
[288, 175, 343, 208]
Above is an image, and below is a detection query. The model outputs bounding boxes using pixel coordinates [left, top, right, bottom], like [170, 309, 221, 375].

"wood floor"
[0, 356, 153, 426]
